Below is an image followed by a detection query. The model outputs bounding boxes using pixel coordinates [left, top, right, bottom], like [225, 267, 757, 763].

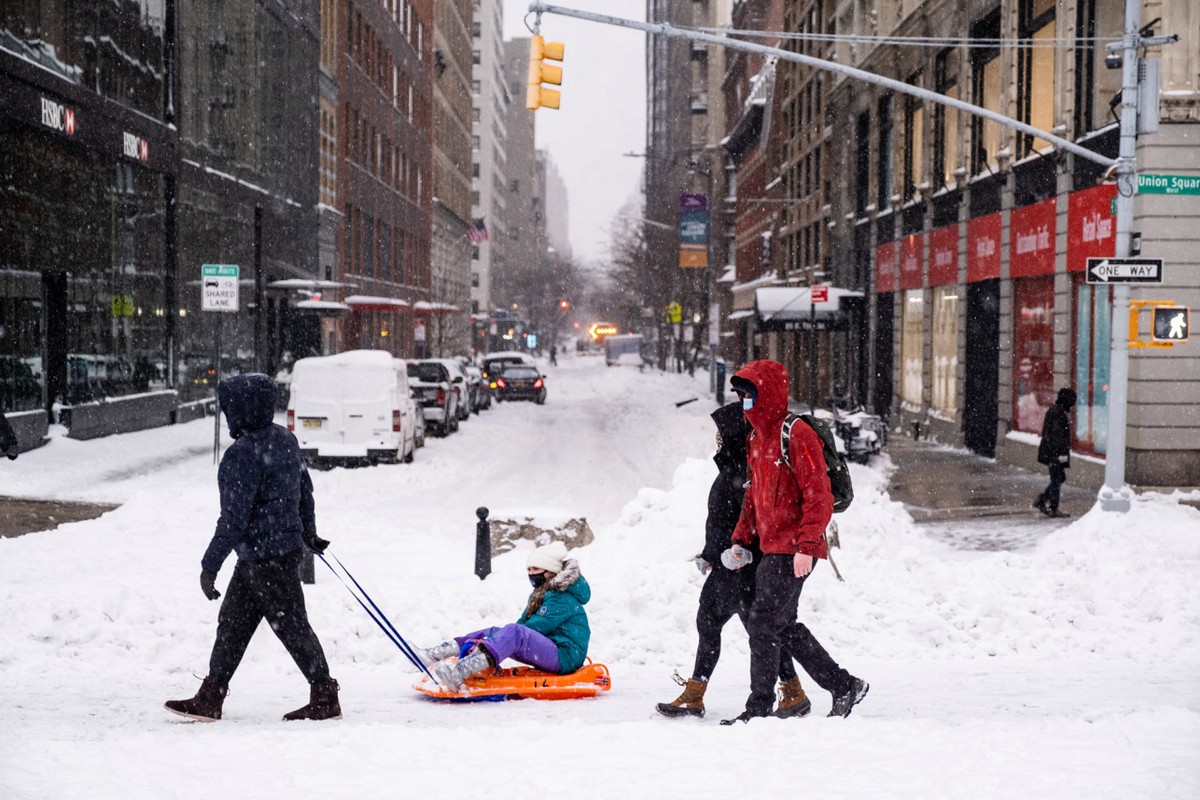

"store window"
[1073, 277, 1110, 454]
[901, 289, 924, 409]
[931, 286, 958, 415]
[1012, 276, 1055, 433]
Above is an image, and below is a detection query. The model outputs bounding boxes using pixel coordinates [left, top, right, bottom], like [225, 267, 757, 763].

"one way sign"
[1086, 257, 1163, 284]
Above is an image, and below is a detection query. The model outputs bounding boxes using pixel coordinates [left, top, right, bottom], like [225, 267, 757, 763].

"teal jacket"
[517, 560, 591, 674]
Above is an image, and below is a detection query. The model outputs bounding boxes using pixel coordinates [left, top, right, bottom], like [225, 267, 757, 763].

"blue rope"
[317, 552, 436, 682]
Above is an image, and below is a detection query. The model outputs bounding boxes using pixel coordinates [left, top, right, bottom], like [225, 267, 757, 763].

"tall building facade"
[335, 0, 434, 358]
[430, 0, 473, 356]
[470, 0, 509, 317]
[818, 0, 1200, 487]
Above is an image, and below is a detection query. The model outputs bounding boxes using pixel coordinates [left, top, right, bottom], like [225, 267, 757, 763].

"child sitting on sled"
[419, 541, 591, 691]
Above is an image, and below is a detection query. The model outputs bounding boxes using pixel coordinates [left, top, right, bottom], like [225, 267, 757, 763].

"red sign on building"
[928, 224, 959, 286]
[899, 233, 923, 290]
[967, 213, 1001, 283]
[1009, 198, 1057, 279]
[1067, 183, 1117, 272]
[876, 241, 896, 293]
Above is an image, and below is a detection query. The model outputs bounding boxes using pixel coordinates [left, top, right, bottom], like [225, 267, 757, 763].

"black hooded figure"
[165, 373, 340, 723]
[1035, 387, 1078, 517]
[656, 401, 808, 719]
[0, 409, 19, 459]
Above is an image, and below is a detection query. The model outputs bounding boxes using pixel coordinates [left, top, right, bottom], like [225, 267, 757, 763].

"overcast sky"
[502, 0, 647, 266]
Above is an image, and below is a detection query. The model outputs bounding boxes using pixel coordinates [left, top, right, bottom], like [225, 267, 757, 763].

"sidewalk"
[882, 436, 1094, 552]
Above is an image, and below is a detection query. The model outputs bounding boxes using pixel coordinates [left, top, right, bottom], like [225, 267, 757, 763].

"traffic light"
[559, 299, 570, 311]
[526, 35, 564, 111]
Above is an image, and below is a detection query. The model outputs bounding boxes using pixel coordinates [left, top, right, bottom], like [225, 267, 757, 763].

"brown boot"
[773, 677, 812, 719]
[165, 676, 228, 722]
[655, 675, 707, 718]
[283, 679, 342, 721]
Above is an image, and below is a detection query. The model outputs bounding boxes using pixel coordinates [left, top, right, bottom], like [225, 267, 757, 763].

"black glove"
[200, 570, 221, 601]
[4, 445, 17, 460]
[304, 534, 330, 554]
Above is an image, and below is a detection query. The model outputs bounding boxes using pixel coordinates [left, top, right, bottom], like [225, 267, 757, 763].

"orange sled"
[413, 659, 612, 702]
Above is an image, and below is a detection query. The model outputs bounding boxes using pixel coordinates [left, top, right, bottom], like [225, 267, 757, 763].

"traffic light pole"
[526, 1, 1167, 512]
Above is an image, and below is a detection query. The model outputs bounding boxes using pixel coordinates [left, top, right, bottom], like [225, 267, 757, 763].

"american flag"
[467, 217, 489, 245]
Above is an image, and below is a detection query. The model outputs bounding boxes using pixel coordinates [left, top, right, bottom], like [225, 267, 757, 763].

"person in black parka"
[165, 373, 340, 723]
[1034, 387, 1077, 518]
[656, 401, 809, 719]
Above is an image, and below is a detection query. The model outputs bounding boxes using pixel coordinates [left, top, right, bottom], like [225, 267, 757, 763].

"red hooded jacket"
[730, 360, 834, 558]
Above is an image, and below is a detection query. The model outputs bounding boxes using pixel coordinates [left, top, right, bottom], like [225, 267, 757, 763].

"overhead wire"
[693, 26, 1122, 49]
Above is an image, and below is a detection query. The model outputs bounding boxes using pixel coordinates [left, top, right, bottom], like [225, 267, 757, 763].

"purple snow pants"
[456, 624, 561, 673]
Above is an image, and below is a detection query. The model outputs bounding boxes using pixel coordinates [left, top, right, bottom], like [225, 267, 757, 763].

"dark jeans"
[1040, 463, 1067, 510]
[693, 565, 797, 684]
[208, 550, 331, 686]
[744, 555, 852, 717]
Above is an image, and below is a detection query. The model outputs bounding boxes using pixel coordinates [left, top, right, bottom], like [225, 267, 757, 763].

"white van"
[287, 350, 417, 466]
[604, 334, 644, 367]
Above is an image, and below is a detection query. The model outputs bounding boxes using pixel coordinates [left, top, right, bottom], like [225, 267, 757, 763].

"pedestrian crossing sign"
[1152, 307, 1189, 343]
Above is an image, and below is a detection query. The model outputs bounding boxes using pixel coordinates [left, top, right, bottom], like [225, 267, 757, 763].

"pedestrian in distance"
[0, 408, 19, 459]
[657, 400, 810, 719]
[720, 360, 868, 724]
[419, 541, 590, 691]
[165, 373, 340, 723]
[1034, 387, 1078, 518]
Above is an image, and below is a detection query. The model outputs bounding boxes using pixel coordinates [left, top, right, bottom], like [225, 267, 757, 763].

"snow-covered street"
[2, 353, 1198, 799]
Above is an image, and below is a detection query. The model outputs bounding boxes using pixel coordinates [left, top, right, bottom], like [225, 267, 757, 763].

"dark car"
[495, 365, 546, 404]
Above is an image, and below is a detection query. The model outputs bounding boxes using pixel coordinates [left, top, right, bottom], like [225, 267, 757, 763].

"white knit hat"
[526, 541, 569, 573]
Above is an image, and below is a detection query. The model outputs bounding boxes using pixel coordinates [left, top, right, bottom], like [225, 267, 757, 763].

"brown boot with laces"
[773, 677, 812, 718]
[656, 673, 708, 718]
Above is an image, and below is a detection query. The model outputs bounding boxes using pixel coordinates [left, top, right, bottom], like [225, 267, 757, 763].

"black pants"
[1039, 463, 1067, 510]
[744, 555, 852, 717]
[693, 565, 797, 683]
[208, 550, 331, 686]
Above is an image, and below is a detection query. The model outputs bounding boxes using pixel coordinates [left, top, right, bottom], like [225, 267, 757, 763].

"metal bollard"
[475, 506, 492, 580]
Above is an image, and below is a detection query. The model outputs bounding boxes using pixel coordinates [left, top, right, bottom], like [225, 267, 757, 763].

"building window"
[472, 50, 481, 65]
[1072, 0, 1098, 135]
[970, 11, 1002, 175]
[933, 49, 959, 189]
[855, 111, 870, 214]
[472, 163, 480, 178]
[1072, 277, 1110, 454]
[1013, 276, 1055, 433]
[931, 286, 958, 414]
[903, 73, 924, 200]
[1018, 0, 1056, 155]
[901, 289, 924, 408]
[877, 94, 894, 209]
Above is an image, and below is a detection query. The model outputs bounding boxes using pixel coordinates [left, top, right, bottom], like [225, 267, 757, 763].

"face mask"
[529, 574, 547, 589]
[742, 397, 755, 411]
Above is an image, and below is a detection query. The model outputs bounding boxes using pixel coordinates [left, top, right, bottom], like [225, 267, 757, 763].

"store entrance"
[872, 292, 894, 420]
[42, 271, 68, 412]
[963, 278, 1000, 456]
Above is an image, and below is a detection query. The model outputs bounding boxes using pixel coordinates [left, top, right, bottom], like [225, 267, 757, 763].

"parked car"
[481, 350, 535, 392]
[495, 364, 547, 404]
[463, 363, 490, 412]
[428, 358, 473, 422]
[287, 350, 417, 466]
[407, 359, 460, 436]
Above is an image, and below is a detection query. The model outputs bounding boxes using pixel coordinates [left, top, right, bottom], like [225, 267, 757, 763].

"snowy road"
[2, 352, 1198, 799]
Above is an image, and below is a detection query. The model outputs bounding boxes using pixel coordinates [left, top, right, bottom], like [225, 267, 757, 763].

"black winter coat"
[0, 410, 18, 457]
[701, 401, 760, 567]
[201, 374, 316, 573]
[1037, 403, 1071, 468]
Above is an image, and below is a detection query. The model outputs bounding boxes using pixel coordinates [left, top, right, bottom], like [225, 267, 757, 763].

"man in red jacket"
[720, 359, 868, 724]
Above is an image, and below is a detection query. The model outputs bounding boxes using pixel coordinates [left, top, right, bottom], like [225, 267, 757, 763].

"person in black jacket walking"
[656, 401, 808, 719]
[0, 408, 19, 459]
[1034, 387, 1077, 518]
[166, 373, 340, 722]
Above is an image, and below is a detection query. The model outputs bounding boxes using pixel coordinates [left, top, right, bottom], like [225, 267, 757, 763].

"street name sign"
[202, 264, 239, 312]
[1085, 257, 1163, 284]
[1137, 174, 1200, 196]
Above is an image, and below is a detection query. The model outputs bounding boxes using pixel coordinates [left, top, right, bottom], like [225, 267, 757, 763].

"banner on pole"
[679, 193, 708, 268]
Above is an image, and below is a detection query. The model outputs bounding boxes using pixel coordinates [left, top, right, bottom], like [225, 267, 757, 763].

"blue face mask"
[742, 397, 755, 411]
[529, 573, 547, 589]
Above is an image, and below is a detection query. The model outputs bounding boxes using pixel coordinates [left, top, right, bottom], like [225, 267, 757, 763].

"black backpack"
[780, 413, 854, 513]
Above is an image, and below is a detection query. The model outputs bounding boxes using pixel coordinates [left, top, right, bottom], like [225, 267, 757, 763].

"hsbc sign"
[123, 131, 149, 162]
[40, 96, 76, 135]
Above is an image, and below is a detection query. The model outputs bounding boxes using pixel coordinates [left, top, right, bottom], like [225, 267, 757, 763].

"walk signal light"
[527, 35, 564, 111]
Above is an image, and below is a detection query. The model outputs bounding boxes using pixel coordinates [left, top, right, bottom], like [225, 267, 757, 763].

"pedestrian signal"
[526, 35, 564, 111]
[1152, 307, 1190, 342]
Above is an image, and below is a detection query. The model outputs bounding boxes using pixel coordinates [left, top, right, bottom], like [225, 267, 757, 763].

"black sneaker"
[828, 677, 869, 718]
[1033, 498, 1049, 515]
